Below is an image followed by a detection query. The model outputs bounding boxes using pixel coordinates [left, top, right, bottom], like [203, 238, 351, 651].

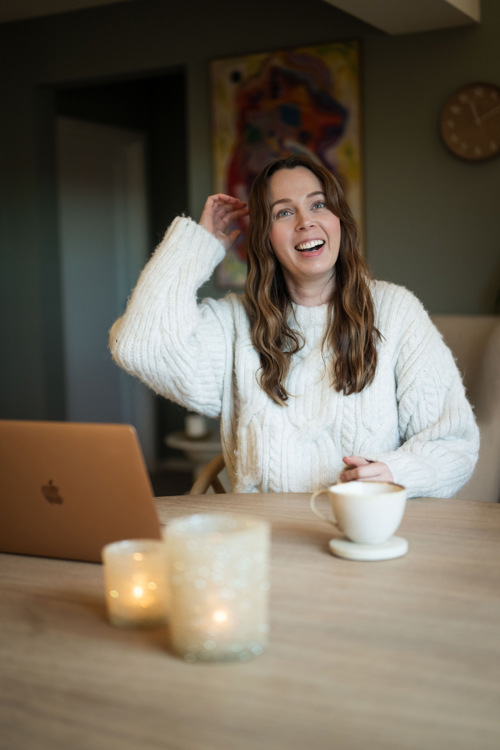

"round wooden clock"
[439, 82, 500, 162]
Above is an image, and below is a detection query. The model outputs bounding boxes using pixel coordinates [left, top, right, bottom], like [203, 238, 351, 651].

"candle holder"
[165, 513, 270, 662]
[102, 539, 169, 628]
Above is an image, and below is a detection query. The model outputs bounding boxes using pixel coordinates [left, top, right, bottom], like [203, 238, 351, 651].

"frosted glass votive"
[102, 539, 169, 628]
[165, 513, 270, 662]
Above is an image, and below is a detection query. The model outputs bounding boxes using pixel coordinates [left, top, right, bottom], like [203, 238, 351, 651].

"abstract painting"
[211, 40, 362, 287]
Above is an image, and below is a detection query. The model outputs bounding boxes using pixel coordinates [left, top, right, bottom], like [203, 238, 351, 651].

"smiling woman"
[109, 154, 479, 499]
[267, 167, 341, 303]
[244, 155, 378, 406]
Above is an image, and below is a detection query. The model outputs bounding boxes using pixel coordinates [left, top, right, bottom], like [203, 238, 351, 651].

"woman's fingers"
[199, 194, 248, 250]
[339, 456, 393, 483]
[200, 194, 247, 225]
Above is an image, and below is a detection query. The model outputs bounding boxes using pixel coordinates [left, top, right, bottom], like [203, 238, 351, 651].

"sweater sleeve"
[365, 285, 480, 498]
[109, 216, 230, 418]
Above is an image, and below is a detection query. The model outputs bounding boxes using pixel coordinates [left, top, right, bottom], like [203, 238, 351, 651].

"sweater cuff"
[150, 215, 227, 291]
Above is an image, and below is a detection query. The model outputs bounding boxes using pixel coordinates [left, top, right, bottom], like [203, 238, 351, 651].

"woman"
[110, 155, 479, 497]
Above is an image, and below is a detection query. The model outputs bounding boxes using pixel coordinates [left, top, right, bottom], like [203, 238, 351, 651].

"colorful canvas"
[211, 40, 363, 287]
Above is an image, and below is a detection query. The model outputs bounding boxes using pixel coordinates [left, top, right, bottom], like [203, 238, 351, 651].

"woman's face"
[267, 166, 341, 303]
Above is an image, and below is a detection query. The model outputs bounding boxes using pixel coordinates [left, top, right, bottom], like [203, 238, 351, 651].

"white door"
[56, 117, 155, 466]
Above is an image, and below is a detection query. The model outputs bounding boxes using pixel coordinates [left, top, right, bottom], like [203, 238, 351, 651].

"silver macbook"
[0, 420, 162, 563]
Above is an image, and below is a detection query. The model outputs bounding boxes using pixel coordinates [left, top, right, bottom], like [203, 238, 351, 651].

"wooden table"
[1, 494, 499, 750]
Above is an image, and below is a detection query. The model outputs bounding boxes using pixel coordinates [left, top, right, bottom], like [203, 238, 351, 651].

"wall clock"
[439, 82, 500, 162]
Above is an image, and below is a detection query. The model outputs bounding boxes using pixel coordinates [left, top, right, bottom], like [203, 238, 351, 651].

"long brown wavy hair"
[244, 154, 380, 405]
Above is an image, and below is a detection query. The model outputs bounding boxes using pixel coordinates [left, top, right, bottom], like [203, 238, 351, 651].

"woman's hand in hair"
[339, 456, 394, 483]
[199, 194, 249, 251]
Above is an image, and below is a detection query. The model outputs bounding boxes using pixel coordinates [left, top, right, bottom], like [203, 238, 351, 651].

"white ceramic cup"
[310, 481, 407, 545]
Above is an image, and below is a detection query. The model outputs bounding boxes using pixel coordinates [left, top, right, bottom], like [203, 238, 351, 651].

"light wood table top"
[1, 494, 499, 750]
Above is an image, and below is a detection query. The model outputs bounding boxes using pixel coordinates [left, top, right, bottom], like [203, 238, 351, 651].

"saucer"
[328, 535, 408, 561]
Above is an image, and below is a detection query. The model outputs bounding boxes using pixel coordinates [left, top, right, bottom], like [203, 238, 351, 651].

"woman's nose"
[297, 212, 314, 229]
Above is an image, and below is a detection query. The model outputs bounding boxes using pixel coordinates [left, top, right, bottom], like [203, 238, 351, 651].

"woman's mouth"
[295, 240, 325, 253]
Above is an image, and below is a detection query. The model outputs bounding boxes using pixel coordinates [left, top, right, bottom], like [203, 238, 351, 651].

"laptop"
[0, 420, 163, 563]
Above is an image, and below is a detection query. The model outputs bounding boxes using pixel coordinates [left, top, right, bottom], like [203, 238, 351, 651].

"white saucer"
[328, 535, 408, 561]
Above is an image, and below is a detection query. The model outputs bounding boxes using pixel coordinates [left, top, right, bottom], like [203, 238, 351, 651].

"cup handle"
[310, 490, 339, 528]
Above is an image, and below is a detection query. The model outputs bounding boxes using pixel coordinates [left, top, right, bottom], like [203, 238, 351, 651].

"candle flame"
[212, 609, 228, 623]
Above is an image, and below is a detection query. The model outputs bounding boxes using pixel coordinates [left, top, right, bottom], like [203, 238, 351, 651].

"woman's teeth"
[296, 240, 325, 252]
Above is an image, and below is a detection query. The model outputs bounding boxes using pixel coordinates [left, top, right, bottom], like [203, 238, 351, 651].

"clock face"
[440, 83, 500, 162]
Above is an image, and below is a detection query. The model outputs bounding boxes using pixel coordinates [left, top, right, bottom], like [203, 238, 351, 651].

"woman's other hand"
[339, 456, 394, 483]
[199, 194, 249, 251]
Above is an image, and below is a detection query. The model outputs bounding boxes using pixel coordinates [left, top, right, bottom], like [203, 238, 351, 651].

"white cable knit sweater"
[109, 216, 479, 498]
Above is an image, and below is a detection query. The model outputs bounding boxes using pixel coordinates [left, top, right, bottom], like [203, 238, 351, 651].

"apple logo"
[41, 479, 64, 504]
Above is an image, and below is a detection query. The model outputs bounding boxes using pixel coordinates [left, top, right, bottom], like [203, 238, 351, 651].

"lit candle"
[102, 539, 169, 628]
[165, 513, 270, 662]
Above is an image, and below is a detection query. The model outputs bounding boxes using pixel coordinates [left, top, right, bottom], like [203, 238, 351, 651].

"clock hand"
[478, 104, 500, 124]
[468, 100, 481, 126]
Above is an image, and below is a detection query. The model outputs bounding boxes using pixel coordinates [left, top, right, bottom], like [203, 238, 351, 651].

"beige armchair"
[431, 315, 500, 502]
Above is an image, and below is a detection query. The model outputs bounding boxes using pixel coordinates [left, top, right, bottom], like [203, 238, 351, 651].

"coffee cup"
[310, 481, 406, 545]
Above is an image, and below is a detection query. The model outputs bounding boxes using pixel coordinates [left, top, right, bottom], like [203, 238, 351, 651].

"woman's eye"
[275, 208, 293, 219]
[312, 201, 326, 210]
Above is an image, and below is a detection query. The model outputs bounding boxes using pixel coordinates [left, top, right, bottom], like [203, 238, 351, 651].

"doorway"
[55, 70, 188, 466]
[57, 116, 155, 462]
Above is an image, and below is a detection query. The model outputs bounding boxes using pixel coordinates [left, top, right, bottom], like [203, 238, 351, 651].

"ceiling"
[0, 0, 135, 23]
[0, 0, 480, 33]
[321, 0, 480, 34]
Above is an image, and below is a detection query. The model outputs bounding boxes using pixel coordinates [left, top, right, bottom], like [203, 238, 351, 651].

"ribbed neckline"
[290, 301, 330, 329]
